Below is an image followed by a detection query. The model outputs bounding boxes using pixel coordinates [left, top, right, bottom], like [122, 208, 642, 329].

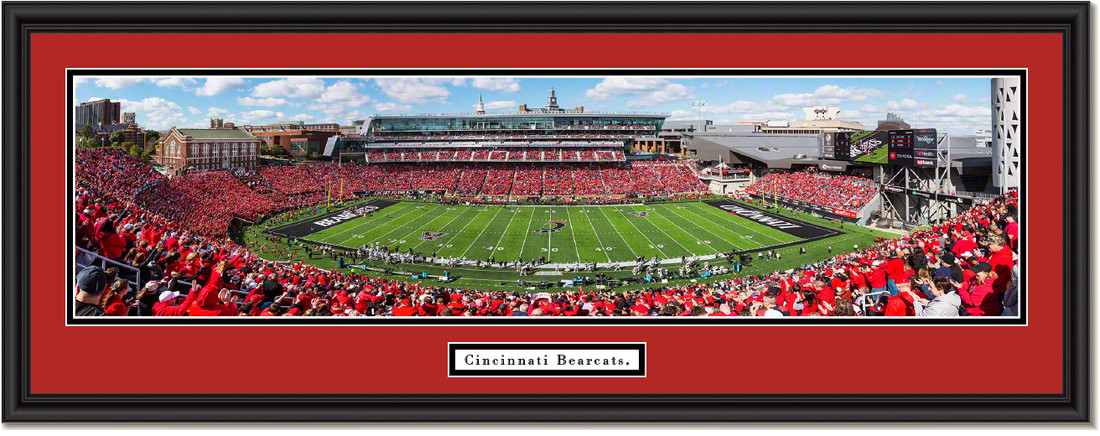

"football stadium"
[73, 78, 1021, 318]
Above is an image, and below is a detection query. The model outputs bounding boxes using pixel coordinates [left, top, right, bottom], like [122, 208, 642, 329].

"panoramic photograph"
[71, 74, 1021, 318]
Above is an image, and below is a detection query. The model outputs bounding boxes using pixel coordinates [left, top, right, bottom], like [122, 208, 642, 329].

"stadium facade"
[324, 89, 667, 162]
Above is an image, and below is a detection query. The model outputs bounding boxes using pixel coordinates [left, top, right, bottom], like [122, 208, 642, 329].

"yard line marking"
[487, 206, 523, 260]
[457, 205, 505, 259]
[546, 207, 552, 262]
[581, 207, 613, 263]
[629, 205, 691, 256]
[326, 201, 408, 243]
[339, 203, 432, 247]
[517, 207, 537, 263]
[612, 205, 668, 259]
[409, 206, 480, 251]
[419, 205, 491, 254]
[594, 205, 639, 259]
[564, 206, 583, 262]
[683, 202, 787, 245]
[366, 203, 448, 248]
[657, 204, 745, 251]
[647, 205, 718, 253]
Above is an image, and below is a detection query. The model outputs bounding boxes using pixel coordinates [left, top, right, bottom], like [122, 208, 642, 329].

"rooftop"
[372, 111, 668, 118]
[176, 128, 255, 140]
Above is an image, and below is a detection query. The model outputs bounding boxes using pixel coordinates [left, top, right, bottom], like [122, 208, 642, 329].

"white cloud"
[373, 78, 452, 104]
[187, 107, 201, 115]
[195, 77, 248, 96]
[886, 98, 924, 111]
[738, 111, 795, 121]
[626, 83, 690, 108]
[155, 77, 195, 88]
[235, 110, 285, 124]
[237, 96, 290, 107]
[471, 77, 521, 93]
[584, 77, 691, 108]
[73, 77, 88, 89]
[207, 107, 230, 117]
[374, 102, 413, 112]
[289, 113, 315, 121]
[584, 77, 671, 100]
[94, 76, 148, 89]
[305, 81, 373, 121]
[251, 77, 325, 99]
[907, 104, 993, 135]
[770, 85, 884, 107]
[116, 97, 189, 130]
[951, 94, 970, 103]
[316, 80, 371, 106]
[472, 100, 516, 111]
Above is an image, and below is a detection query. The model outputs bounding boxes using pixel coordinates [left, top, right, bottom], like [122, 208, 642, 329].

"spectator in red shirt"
[392, 299, 417, 316]
[958, 262, 1001, 317]
[981, 233, 1014, 295]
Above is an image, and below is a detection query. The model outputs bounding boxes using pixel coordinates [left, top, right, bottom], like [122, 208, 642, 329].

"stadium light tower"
[692, 100, 708, 125]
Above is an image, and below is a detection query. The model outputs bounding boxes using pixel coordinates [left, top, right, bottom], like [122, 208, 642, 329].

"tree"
[78, 124, 94, 139]
[109, 130, 126, 147]
[145, 142, 158, 160]
[144, 130, 160, 146]
[125, 142, 142, 158]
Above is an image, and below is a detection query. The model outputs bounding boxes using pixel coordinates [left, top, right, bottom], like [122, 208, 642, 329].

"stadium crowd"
[747, 171, 880, 211]
[75, 145, 1019, 317]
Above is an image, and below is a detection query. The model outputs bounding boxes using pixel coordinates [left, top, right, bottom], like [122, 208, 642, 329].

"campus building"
[156, 128, 261, 175]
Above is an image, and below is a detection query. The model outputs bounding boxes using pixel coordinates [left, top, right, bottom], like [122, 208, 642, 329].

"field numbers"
[593, 247, 615, 251]
[648, 244, 664, 249]
[696, 240, 712, 244]
[483, 246, 505, 251]
[540, 248, 559, 252]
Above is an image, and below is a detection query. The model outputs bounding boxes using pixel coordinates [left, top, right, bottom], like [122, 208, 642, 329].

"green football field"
[303, 201, 806, 265]
[855, 144, 889, 164]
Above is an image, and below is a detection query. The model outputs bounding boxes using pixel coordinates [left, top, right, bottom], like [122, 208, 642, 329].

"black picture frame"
[3, 1, 1089, 422]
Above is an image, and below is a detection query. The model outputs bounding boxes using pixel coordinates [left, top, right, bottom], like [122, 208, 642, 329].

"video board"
[827, 128, 937, 167]
[888, 128, 938, 167]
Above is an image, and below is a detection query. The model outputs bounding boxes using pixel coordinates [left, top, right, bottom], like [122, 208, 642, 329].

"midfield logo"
[535, 221, 566, 233]
[420, 231, 448, 240]
[631, 211, 648, 217]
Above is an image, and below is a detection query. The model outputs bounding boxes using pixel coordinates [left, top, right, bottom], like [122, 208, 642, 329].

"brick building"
[248, 129, 339, 157]
[156, 128, 261, 175]
[75, 99, 121, 130]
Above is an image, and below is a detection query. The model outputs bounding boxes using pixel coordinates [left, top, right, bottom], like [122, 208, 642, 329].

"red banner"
[833, 208, 858, 219]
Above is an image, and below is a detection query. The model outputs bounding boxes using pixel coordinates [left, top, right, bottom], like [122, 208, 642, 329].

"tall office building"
[75, 99, 121, 129]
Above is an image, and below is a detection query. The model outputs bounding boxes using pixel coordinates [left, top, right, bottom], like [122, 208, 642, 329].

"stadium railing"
[75, 246, 143, 294]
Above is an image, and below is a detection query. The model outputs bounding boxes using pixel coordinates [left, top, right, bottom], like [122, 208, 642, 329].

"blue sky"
[73, 75, 997, 135]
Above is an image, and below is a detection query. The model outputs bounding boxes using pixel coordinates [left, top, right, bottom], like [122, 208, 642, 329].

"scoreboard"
[887, 128, 938, 167]
[822, 128, 937, 167]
